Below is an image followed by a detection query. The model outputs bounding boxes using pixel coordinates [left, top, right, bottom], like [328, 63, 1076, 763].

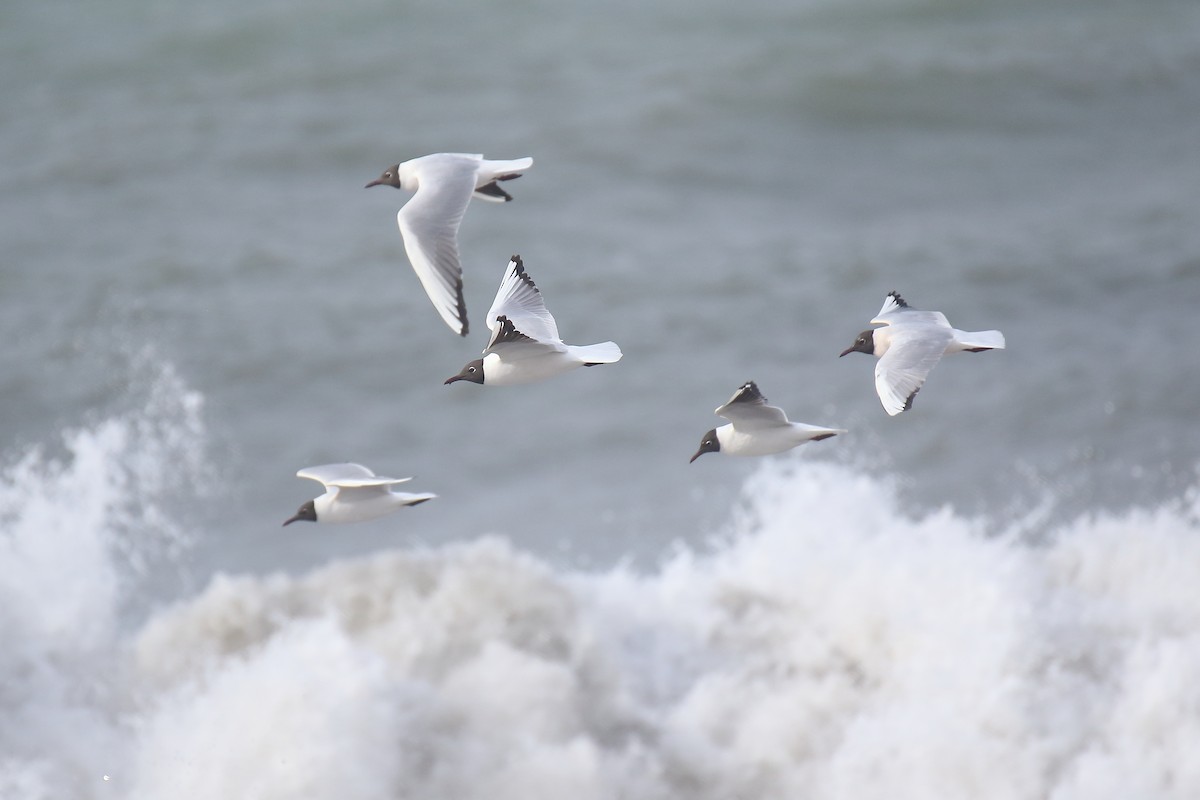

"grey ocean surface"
[3, 0, 1200, 797]
[6, 0, 1197, 575]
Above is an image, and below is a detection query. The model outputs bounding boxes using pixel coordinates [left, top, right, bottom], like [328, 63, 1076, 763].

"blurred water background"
[2, 0, 1199, 797]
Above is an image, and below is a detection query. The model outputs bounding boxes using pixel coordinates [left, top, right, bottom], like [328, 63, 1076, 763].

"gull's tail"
[796, 424, 848, 442]
[572, 341, 623, 366]
[394, 492, 438, 507]
[483, 156, 534, 176]
[953, 329, 1005, 352]
[474, 157, 535, 202]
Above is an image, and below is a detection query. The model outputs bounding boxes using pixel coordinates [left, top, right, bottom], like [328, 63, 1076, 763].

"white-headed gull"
[840, 291, 1005, 415]
[366, 153, 533, 337]
[690, 381, 846, 462]
[444, 254, 622, 387]
[282, 463, 436, 525]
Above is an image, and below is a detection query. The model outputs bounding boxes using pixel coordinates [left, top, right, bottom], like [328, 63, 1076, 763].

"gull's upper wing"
[395, 157, 480, 336]
[483, 315, 566, 358]
[874, 328, 952, 415]
[871, 291, 951, 328]
[297, 463, 414, 489]
[483, 255, 561, 347]
[715, 381, 789, 430]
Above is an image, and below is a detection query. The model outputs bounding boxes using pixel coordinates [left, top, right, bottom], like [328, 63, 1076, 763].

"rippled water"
[2, 0, 1199, 796]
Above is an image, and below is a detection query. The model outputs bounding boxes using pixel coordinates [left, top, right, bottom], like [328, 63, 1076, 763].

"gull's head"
[690, 429, 720, 463]
[445, 358, 486, 386]
[282, 499, 317, 526]
[365, 164, 402, 189]
[840, 330, 876, 357]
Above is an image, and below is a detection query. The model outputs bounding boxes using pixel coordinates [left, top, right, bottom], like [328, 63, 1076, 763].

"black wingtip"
[508, 254, 540, 295]
[455, 277, 468, 337]
[903, 387, 920, 411]
[888, 290, 909, 308]
[732, 381, 766, 404]
[475, 181, 514, 201]
[492, 315, 536, 345]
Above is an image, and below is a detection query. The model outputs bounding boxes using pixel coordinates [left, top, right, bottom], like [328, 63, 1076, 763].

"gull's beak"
[282, 513, 303, 526]
[444, 374, 463, 385]
[689, 448, 703, 464]
[365, 178, 383, 188]
[839, 346, 855, 357]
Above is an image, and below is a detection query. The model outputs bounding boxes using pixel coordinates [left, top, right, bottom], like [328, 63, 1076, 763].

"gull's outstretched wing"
[872, 291, 951, 328]
[395, 156, 480, 336]
[483, 255, 562, 350]
[297, 463, 414, 489]
[715, 381, 789, 430]
[874, 329, 952, 415]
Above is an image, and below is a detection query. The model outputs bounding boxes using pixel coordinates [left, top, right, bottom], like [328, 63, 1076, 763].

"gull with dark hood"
[445, 254, 622, 387]
[690, 381, 845, 462]
[366, 152, 533, 337]
[282, 463, 436, 526]
[840, 291, 1005, 416]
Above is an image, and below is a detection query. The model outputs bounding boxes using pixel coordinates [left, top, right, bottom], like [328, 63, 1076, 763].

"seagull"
[839, 291, 1006, 415]
[690, 381, 846, 462]
[444, 254, 622, 387]
[366, 153, 534, 337]
[282, 463, 436, 525]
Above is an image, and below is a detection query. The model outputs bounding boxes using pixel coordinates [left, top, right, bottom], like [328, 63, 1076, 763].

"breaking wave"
[2, 383, 1198, 799]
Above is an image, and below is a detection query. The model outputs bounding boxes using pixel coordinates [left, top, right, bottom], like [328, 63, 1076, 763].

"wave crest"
[123, 461, 1200, 799]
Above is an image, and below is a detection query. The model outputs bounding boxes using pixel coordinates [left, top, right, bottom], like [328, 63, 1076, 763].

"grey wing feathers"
[872, 291, 950, 328]
[716, 381, 767, 412]
[874, 331, 949, 415]
[397, 214, 469, 336]
[715, 381, 789, 427]
[485, 255, 561, 344]
[486, 315, 537, 350]
[396, 164, 477, 336]
[297, 463, 415, 488]
[485, 316, 564, 358]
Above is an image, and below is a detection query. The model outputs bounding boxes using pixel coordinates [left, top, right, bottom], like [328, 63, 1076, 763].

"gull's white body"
[446, 255, 622, 387]
[295, 463, 436, 524]
[477, 346, 613, 386]
[860, 292, 1005, 416]
[373, 152, 533, 337]
[714, 417, 845, 457]
[694, 382, 846, 460]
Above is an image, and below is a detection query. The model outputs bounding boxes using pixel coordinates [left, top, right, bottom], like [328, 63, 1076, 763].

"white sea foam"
[121, 461, 1200, 800]
[3, 393, 1199, 799]
[0, 359, 207, 800]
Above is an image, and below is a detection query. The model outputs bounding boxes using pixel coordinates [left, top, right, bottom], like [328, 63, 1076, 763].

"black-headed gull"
[282, 463, 436, 525]
[444, 254, 622, 387]
[366, 153, 533, 337]
[690, 381, 846, 462]
[840, 291, 1006, 415]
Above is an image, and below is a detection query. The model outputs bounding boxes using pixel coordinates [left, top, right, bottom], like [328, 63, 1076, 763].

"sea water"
[2, 373, 1198, 798]
[2, 0, 1199, 796]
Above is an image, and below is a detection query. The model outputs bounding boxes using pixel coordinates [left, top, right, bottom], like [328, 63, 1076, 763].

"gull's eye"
[468, 366, 477, 374]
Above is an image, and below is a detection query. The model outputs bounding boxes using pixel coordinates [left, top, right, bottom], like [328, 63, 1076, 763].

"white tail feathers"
[573, 341, 623, 365]
[955, 329, 1006, 351]
[483, 157, 534, 177]
[796, 424, 848, 441]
